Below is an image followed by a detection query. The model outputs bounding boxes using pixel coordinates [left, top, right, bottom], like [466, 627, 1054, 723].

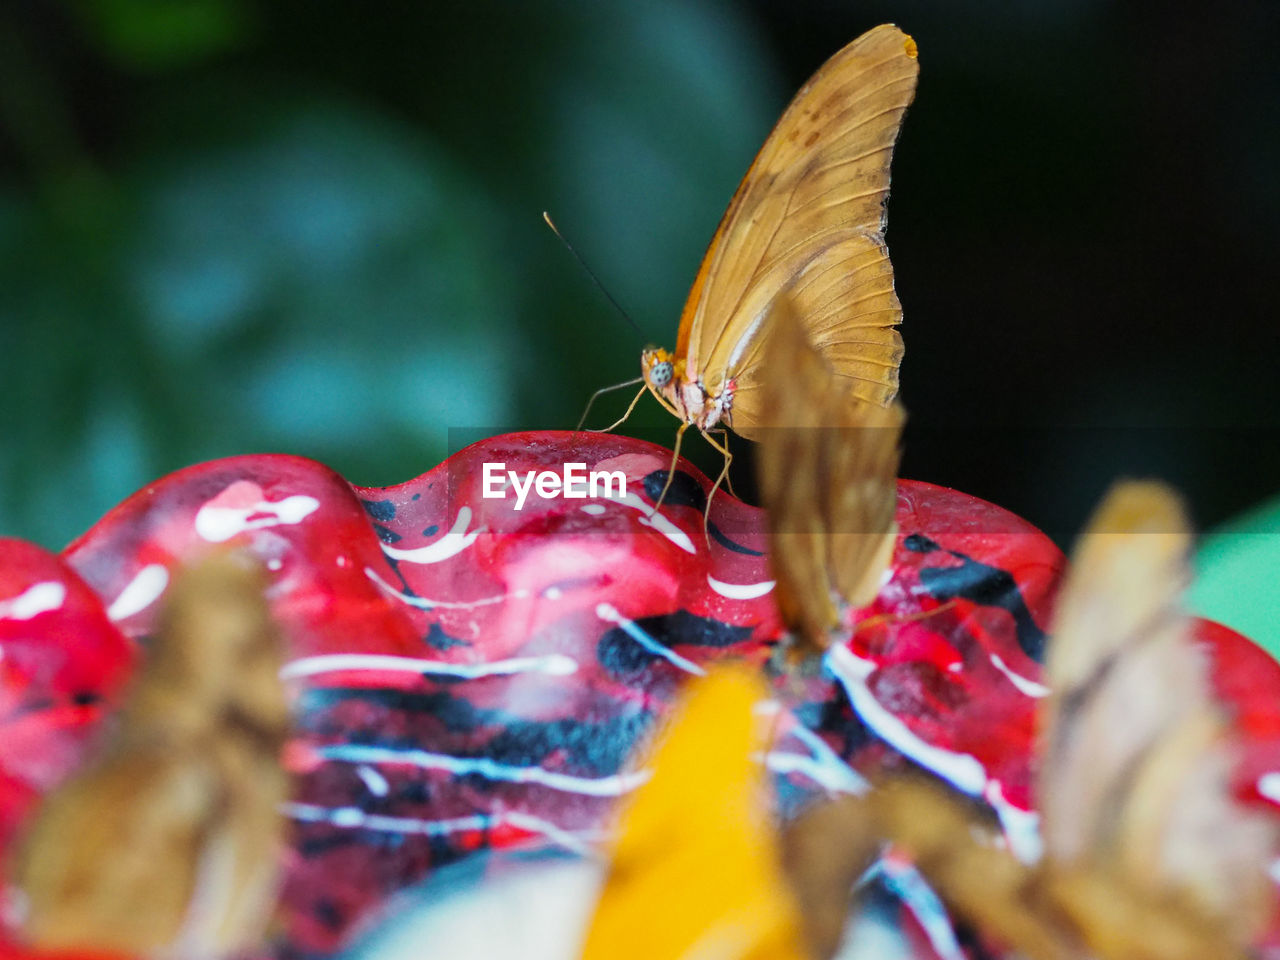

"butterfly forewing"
[678, 24, 919, 418]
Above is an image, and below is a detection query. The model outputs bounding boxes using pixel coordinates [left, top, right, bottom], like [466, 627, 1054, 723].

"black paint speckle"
[361, 499, 396, 522]
[424, 622, 470, 650]
[314, 898, 346, 930]
[903, 532, 939, 553]
[642, 469, 705, 511]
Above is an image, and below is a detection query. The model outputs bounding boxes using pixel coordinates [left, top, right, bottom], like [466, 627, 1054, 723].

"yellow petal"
[580, 665, 809, 960]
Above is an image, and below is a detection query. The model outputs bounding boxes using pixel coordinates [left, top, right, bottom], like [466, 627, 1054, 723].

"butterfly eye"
[649, 361, 673, 388]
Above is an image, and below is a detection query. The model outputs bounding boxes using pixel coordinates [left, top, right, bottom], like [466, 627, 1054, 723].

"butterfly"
[800, 482, 1280, 959]
[1037, 482, 1279, 942]
[15, 551, 290, 959]
[587, 24, 919, 503]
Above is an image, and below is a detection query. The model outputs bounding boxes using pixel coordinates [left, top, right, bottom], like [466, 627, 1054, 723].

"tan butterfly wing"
[1039, 481, 1279, 938]
[16, 552, 290, 957]
[1039, 482, 1200, 869]
[728, 231, 903, 440]
[757, 296, 903, 648]
[676, 24, 918, 433]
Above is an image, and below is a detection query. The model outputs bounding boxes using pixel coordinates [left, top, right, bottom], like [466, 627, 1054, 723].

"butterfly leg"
[577, 377, 645, 431]
[698, 427, 734, 537]
[849, 598, 960, 640]
[653, 420, 690, 512]
[704, 428, 738, 497]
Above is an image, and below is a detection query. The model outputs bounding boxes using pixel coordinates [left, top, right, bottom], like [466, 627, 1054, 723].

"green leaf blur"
[0, 0, 777, 547]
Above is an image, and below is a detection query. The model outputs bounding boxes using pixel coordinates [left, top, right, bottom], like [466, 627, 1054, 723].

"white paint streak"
[614, 492, 696, 554]
[281, 803, 601, 857]
[195, 494, 320, 543]
[579, 504, 606, 516]
[1258, 772, 1280, 805]
[316, 743, 649, 797]
[280, 652, 578, 682]
[989, 653, 1050, 698]
[828, 646, 1049, 871]
[382, 507, 482, 564]
[106, 564, 169, 620]
[826, 644, 987, 796]
[706, 574, 774, 600]
[500, 813, 605, 857]
[637, 514, 696, 554]
[596, 602, 706, 676]
[984, 781, 1043, 864]
[0, 582, 66, 621]
[784, 720, 871, 794]
[356, 765, 390, 797]
[878, 858, 967, 960]
[753, 700, 869, 793]
[760, 751, 867, 795]
[365, 566, 524, 610]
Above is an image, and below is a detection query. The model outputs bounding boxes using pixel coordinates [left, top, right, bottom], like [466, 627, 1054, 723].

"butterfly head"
[641, 347, 677, 391]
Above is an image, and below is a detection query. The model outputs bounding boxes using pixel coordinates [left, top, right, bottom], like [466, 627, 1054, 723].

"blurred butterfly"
[1037, 481, 1280, 946]
[756, 296, 904, 653]
[582, 24, 918, 503]
[15, 552, 290, 959]
[812, 482, 1280, 960]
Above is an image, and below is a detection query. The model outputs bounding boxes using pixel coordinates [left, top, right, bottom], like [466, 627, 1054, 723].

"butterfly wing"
[677, 24, 918, 426]
[15, 552, 289, 957]
[1039, 482, 1279, 938]
[1039, 482, 1201, 865]
[757, 295, 903, 649]
[726, 231, 903, 439]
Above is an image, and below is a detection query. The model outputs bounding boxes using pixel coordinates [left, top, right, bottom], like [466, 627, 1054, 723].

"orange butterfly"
[588, 24, 919, 499]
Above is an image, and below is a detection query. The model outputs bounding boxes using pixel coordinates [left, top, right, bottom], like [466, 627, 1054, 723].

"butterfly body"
[641, 347, 736, 432]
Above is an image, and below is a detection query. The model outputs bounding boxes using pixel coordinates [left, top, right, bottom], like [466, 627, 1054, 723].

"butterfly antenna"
[542, 211, 646, 341]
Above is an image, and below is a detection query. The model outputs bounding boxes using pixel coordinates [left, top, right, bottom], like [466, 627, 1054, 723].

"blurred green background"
[0, 1, 1276, 647]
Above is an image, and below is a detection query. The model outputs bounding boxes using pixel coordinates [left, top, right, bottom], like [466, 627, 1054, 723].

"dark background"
[1, 0, 1277, 548]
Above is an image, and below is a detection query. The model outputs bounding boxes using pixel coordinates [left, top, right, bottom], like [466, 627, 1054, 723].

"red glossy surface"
[0, 432, 1271, 958]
